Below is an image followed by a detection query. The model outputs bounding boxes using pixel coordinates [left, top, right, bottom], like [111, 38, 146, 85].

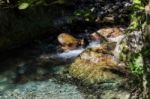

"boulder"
[57, 33, 84, 51]
[69, 42, 128, 84]
[91, 26, 125, 42]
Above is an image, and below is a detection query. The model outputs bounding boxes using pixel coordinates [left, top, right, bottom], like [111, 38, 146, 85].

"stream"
[0, 0, 133, 98]
[0, 26, 132, 98]
[0, 38, 103, 99]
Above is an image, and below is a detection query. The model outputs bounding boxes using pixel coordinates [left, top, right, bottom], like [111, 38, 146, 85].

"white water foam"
[53, 40, 101, 59]
[87, 40, 100, 48]
[55, 48, 85, 59]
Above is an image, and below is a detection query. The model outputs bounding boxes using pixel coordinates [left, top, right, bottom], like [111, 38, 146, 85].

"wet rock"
[123, 31, 144, 53]
[100, 90, 130, 99]
[90, 27, 126, 60]
[93, 26, 125, 42]
[90, 32, 107, 43]
[68, 40, 132, 98]
[95, 16, 115, 23]
[91, 42, 116, 54]
[119, 31, 144, 62]
[57, 33, 84, 51]
[73, 0, 131, 25]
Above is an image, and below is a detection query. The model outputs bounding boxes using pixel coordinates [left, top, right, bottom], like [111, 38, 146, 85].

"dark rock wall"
[0, 5, 72, 52]
[0, 0, 132, 52]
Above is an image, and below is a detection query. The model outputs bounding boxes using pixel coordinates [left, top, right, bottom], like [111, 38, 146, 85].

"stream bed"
[0, 34, 131, 99]
[0, 41, 92, 99]
[0, 78, 85, 99]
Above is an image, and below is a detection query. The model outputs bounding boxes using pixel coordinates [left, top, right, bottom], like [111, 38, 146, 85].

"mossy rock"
[69, 58, 122, 84]
[69, 43, 128, 85]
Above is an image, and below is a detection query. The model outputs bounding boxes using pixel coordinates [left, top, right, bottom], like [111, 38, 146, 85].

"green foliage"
[143, 44, 150, 57]
[70, 8, 96, 22]
[18, 0, 46, 10]
[18, 2, 29, 10]
[17, 0, 67, 10]
[129, 53, 144, 75]
[128, 0, 145, 30]
[126, 0, 146, 76]
[143, 49, 150, 57]
[120, 42, 144, 75]
[133, 0, 141, 4]
[50, 0, 65, 5]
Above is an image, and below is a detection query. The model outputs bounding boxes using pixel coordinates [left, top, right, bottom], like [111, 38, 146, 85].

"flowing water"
[0, 0, 132, 98]
[49, 40, 101, 62]
[0, 38, 103, 99]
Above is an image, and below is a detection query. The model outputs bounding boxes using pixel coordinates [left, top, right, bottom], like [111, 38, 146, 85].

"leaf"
[133, 0, 141, 4]
[84, 13, 90, 17]
[75, 12, 81, 16]
[50, 0, 64, 5]
[18, 2, 29, 10]
[129, 53, 144, 75]
[130, 21, 138, 29]
[135, 4, 144, 10]
[142, 22, 147, 29]
[134, 54, 143, 67]
[143, 49, 150, 56]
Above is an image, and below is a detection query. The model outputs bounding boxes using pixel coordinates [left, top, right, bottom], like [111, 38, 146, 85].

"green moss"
[69, 58, 123, 85]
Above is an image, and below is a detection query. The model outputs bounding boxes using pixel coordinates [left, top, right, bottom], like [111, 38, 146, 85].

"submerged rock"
[0, 79, 85, 99]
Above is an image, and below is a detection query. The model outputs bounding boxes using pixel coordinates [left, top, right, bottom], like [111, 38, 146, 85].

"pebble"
[0, 79, 85, 99]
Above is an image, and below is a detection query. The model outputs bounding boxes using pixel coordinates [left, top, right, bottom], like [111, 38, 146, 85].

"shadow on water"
[0, 24, 104, 88]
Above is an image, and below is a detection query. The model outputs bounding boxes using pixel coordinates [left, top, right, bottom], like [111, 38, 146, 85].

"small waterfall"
[87, 40, 101, 48]
[51, 40, 101, 60]
[55, 48, 85, 59]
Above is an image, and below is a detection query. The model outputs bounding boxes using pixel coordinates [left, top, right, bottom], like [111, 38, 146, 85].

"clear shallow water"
[0, 37, 131, 99]
[0, 79, 85, 99]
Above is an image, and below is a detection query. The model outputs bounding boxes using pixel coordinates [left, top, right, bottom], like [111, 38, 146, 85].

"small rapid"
[56, 48, 84, 59]
[50, 40, 101, 60]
